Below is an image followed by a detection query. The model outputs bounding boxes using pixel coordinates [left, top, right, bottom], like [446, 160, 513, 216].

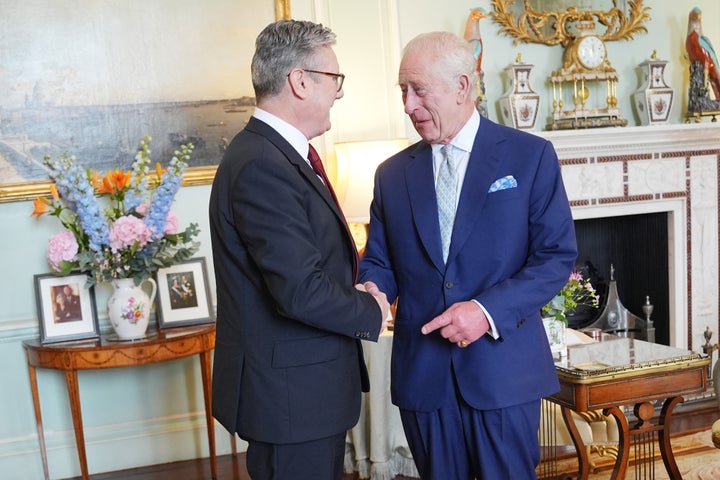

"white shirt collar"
[450, 108, 480, 153]
[252, 107, 310, 159]
[431, 108, 480, 157]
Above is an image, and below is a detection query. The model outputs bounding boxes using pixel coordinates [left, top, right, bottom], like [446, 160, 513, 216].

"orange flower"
[97, 169, 131, 195]
[90, 170, 101, 191]
[50, 183, 59, 200]
[30, 197, 50, 219]
[154, 162, 166, 182]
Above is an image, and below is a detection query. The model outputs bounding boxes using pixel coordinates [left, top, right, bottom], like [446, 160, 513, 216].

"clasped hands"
[355, 281, 391, 333]
[357, 281, 489, 346]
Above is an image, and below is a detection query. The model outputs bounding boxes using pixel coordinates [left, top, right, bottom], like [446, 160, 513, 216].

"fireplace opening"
[569, 212, 670, 345]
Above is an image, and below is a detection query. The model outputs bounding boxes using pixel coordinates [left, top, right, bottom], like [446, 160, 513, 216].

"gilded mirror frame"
[490, 0, 650, 46]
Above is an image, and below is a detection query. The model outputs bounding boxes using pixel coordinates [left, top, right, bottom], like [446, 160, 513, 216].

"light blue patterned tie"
[436, 145, 457, 263]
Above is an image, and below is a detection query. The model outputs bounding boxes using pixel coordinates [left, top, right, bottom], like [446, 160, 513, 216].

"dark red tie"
[308, 145, 340, 204]
[308, 144, 359, 282]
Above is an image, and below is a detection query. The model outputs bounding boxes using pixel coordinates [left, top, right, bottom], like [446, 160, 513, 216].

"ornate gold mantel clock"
[491, 0, 651, 130]
[550, 17, 624, 129]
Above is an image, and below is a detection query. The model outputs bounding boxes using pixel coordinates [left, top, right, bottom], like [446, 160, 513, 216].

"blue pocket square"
[488, 175, 517, 193]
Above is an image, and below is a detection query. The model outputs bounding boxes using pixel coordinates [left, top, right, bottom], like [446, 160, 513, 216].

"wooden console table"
[23, 324, 216, 480]
[545, 335, 709, 480]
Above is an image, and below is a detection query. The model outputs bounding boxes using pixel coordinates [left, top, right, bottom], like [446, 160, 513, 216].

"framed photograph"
[33, 273, 100, 344]
[0, 0, 291, 203]
[156, 257, 215, 328]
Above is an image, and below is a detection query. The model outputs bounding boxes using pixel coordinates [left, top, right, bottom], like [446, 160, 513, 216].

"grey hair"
[403, 32, 478, 95]
[252, 20, 337, 99]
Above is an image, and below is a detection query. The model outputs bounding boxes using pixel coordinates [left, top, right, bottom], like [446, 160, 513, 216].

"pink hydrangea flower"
[109, 215, 153, 251]
[163, 211, 179, 234]
[47, 230, 79, 271]
[135, 203, 150, 216]
[136, 203, 179, 235]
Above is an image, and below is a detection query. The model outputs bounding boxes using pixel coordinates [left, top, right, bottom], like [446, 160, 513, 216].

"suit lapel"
[405, 120, 505, 270]
[447, 120, 503, 264]
[245, 117, 358, 278]
[405, 143, 446, 272]
[245, 118, 340, 215]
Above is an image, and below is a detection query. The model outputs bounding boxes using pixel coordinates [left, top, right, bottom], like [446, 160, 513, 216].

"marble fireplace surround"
[537, 123, 720, 352]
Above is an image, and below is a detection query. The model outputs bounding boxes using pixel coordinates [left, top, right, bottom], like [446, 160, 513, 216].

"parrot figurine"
[686, 7, 720, 100]
[464, 7, 488, 76]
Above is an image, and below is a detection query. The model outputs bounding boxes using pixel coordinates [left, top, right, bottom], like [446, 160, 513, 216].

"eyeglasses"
[302, 69, 346, 92]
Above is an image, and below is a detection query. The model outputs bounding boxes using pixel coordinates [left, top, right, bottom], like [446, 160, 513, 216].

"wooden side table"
[23, 324, 216, 480]
[545, 335, 709, 480]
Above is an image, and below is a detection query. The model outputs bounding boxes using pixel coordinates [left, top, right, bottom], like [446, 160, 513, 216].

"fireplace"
[572, 212, 669, 344]
[539, 123, 720, 352]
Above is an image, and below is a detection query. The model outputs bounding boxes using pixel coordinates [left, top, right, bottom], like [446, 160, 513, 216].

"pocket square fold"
[488, 175, 517, 193]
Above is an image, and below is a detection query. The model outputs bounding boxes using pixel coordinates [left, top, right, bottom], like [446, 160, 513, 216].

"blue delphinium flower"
[145, 145, 191, 238]
[47, 154, 109, 252]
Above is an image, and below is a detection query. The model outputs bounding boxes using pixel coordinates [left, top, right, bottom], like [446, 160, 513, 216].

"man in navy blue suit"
[360, 31, 577, 479]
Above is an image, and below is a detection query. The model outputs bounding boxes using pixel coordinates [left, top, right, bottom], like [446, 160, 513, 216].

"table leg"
[603, 406, 630, 480]
[658, 396, 684, 480]
[560, 406, 590, 479]
[27, 364, 50, 480]
[199, 350, 217, 480]
[65, 369, 89, 480]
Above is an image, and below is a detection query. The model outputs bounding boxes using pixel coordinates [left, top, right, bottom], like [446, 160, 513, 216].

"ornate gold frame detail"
[275, 0, 291, 20]
[0, 0, 292, 204]
[490, 0, 650, 47]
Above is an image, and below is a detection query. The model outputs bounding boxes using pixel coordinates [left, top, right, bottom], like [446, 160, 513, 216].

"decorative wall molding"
[0, 413, 240, 479]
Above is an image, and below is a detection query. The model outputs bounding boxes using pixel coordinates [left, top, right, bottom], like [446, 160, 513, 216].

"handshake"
[356, 281, 391, 333]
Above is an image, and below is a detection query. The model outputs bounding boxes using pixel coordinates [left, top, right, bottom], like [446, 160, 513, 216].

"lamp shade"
[335, 139, 409, 223]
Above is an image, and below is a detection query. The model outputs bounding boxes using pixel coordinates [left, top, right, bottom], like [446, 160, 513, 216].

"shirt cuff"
[471, 299, 500, 340]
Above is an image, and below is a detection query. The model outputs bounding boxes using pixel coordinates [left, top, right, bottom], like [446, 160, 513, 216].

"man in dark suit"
[359, 31, 577, 479]
[209, 20, 390, 480]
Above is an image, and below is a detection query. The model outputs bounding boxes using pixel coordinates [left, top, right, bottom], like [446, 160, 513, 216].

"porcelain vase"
[107, 278, 157, 340]
[498, 60, 540, 130]
[542, 316, 566, 358]
[633, 55, 674, 125]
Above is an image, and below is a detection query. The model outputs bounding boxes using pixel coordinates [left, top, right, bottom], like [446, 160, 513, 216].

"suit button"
[445, 281, 454, 289]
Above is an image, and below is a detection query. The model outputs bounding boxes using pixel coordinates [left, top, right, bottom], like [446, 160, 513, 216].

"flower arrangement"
[541, 271, 600, 325]
[31, 136, 200, 286]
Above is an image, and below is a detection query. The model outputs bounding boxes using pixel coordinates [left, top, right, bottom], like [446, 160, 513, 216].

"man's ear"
[287, 68, 310, 99]
[457, 74, 471, 104]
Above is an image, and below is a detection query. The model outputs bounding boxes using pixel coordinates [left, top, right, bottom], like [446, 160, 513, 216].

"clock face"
[577, 35, 606, 69]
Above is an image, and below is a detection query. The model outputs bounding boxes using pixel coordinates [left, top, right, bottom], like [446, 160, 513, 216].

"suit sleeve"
[358, 169, 399, 303]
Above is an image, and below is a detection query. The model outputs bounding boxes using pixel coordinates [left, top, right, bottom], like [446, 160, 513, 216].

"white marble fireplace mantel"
[537, 123, 720, 352]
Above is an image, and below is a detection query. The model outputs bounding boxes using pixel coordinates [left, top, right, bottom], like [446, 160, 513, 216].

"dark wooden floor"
[65, 402, 719, 480]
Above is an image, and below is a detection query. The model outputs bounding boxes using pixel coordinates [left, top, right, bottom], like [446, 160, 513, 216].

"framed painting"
[33, 272, 100, 344]
[155, 257, 215, 329]
[0, 0, 291, 203]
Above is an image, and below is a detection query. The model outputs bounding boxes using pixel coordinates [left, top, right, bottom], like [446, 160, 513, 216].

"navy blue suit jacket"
[360, 118, 577, 412]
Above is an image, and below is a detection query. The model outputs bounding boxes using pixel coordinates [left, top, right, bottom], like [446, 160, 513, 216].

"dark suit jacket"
[210, 117, 381, 444]
[360, 117, 577, 412]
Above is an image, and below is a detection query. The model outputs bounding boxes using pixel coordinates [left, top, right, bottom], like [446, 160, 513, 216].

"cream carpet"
[540, 428, 720, 479]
